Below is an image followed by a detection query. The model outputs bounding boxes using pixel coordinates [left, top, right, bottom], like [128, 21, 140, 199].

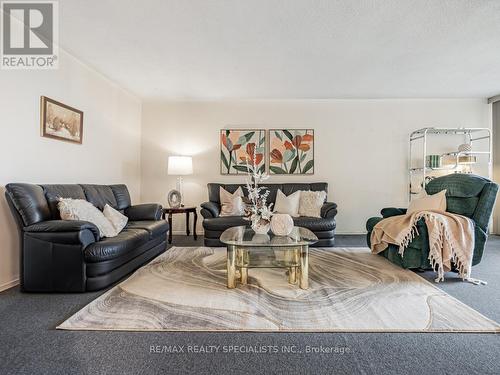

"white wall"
[493, 102, 500, 234]
[141, 99, 491, 235]
[0, 50, 142, 291]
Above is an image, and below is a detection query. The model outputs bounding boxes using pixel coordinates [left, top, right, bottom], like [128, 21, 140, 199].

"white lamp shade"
[168, 156, 193, 175]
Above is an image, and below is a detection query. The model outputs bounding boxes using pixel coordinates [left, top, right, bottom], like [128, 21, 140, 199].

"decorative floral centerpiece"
[243, 146, 273, 234]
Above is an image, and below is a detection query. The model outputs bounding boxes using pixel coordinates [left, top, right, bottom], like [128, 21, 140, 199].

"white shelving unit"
[408, 127, 492, 201]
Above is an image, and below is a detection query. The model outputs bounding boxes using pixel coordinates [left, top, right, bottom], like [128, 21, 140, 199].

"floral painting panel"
[220, 129, 266, 175]
[269, 129, 314, 175]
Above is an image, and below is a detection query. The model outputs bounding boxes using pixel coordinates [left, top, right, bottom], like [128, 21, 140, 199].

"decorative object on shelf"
[425, 154, 441, 168]
[441, 143, 477, 174]
[167, 156, 193, 207]
[457, 143, 477, 169]
[167, 189, 182, 208]
[408, 127, 492, 200]
[40, 96, 83, 144]
[270, 213, 294, 236]
[220, 129, 266, 175]
[269, 129, 314, 175]
[243, 148, 273, 234]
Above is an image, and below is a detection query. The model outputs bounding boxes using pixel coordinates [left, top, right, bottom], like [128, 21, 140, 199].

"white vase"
[270, 214, 294, 236]
[252, 220, 270, 234]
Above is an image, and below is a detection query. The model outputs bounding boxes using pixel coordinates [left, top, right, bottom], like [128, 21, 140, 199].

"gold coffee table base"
[226, 245, 309, 290]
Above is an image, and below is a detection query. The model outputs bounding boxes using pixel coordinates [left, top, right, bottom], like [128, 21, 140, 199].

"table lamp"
[167, 156, 193, 207]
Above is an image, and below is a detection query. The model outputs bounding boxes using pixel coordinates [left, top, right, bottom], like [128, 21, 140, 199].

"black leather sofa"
[5, 183, 168, 292]
[201, 183, 337, 247]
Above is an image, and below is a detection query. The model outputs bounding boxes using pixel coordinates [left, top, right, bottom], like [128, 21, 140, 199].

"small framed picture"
[40, 96, 83, 144]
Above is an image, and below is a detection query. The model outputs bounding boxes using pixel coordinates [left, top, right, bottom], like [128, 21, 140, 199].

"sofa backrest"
[207, 182, 328, 205]
[5, 183, 52, 226]
[5, 183, 132, 227]
[42, 184, 87, 219]
[426, 173, 499, 231]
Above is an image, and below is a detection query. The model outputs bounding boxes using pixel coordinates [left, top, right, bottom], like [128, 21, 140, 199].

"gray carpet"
[1, 235, 499, 375]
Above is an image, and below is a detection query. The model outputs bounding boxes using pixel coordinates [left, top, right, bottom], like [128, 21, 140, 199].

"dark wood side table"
[162, 207, 198, 244]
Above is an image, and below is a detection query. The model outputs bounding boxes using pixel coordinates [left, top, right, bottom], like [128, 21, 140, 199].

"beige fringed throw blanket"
[371, 210, 475, 282]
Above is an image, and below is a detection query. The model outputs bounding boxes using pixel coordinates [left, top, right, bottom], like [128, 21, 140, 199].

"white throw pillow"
[103, 204, 128, 234]
[274, 189, 301, 217]
[298, 190, 327, 218]
[219, 186, 245, 217]
[58, 198, 117, 238]
[407, 189, 447, 215]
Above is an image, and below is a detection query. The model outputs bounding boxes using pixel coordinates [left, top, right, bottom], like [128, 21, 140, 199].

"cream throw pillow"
[58, 198, 117, 238]
[298, 191, 327, 218]
[103, 204, 128, 234]
[219, 186, 245, 216]
[274, 189, 301, 217]
[407, 189, 447, 215]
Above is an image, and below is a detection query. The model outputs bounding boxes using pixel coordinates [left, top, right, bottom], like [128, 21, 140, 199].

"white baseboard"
[336, 232, 367, 235]
[171, 230, 205, 235]
[0, 277, 19, 292]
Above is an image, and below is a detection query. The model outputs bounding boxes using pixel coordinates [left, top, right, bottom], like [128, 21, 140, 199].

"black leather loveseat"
[5, 183, 168, 292]
[201, 183, 337, 247]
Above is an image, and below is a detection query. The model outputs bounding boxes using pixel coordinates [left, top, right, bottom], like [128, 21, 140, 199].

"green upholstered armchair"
[366, 174, 498, 269]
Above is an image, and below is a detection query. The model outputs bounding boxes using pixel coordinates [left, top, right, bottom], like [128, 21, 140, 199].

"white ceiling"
[61, 0, 500, 99]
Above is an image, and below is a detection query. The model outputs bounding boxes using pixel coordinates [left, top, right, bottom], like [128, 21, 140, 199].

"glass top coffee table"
[220, 226, 318, 290]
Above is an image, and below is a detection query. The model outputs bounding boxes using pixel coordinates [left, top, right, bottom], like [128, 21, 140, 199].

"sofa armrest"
[200, 201, 220, 218]
[25, 220, 100, 240]
[472, 182, 499, 231]
[366, 217, 383, 232]
[381, 207, 407, 218]
[24, 220, 98, 247]
[125, 203, 162, 221]
[320, 202, 338, 219]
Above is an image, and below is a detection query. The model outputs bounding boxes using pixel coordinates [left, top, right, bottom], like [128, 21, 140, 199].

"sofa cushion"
[109, 184, 132, 210]
[274, 189, 300, 216]
[298, 191, 327, 217]
[126, 220, 168, 239]
[426, 173, 488, 198]
[205, 215, 335, 233]
[446, 196, 479, 218]
[407, 189, 447, 215]
[84, 228, 149, 262]
[41, 184, 86, 219]
[207, 183, 328, 206]
[220, 186, 245, 216]
[5, 183, 51, 226]
[280, 183, 328, 197]
[292, 216, 336, 232]
[86, 235, 165, 277]
[203, 216, 249, 231]
[104, 204, 128, 233]
[81, 184, 118, 210]
[58, 198, 117, 238]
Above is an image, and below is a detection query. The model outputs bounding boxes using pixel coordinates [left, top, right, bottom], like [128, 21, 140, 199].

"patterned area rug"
[58, 247, 500, 332]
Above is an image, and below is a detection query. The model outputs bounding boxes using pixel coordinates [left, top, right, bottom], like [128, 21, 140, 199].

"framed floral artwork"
[220, 129, 266, 174]
[269, 129, 314, 174]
